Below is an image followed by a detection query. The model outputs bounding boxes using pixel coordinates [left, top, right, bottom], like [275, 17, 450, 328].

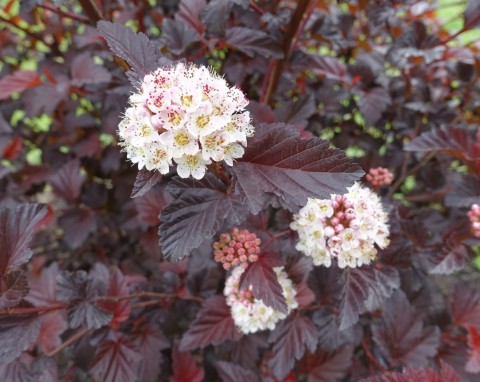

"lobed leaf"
[466, 326, 480, 373]
[298, 345, 354, 382]
[0, 204, 47, 275]
[268, 313, 318, 380]
[372, 291, 440, 368]
[0, 70, 41, 100]
[130, 169, 162, 198]
[90, 336, 142, 382]
[359, 361, 460, 382]
[356, 87, 391, 126]
[445, 175, 480, 207]
[71, 53, 112, 86]
[0, 270, 29, 309]
[225, 27, 284, 58]
[49, 159, 86, 202]
[449, 283, 480, 329]
[179, 295, 242, 351]
[215, 361, 260, 382]
[97, 21, 162, 77]
[231, 124, 364, 214]
[159, 175, 248, 261]
[171, 343, 204, 382]
[240, 252, 287, 313]
[133, 325, 170, 382]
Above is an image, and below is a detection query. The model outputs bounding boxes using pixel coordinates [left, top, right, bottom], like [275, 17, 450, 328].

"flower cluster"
[213, 228, 261, 270]
[290, 183, 390, 268]
[366, 167, 394, 188]
[117, 63, 254, 179]
[468, 204, 480, 238]
[224, 266, 298, 334]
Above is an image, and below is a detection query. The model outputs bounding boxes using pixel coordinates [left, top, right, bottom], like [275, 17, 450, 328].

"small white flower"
[174, 153, 211, 179]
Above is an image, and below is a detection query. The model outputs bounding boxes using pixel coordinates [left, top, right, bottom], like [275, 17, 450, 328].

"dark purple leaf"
[359, 360, 460, 382]
[445, 175, 480, 207]
[0, 204, 47, 275]
[0, 70, 41, 100]
[231, 124, 364, 214]
[200, 0, 232, 36]
[299, 345, 354, 382]
[0, 359, 36, 382]
[405, 125, 476, 161]
[309, 55, 348, 82]
[247, 101, 275, 125]
[135, 187, 171, 226]
[226, 27, 284, 59]
[285, 253, 313, 284]
[49, 159, 85, 202]
[179, 296, 241, 351]
[70, 52, 112, 86]
[159, 175, 248, 261]
[26, 262, 59, 306]
[372, 291, 440, 368]
[312, 308, 353, 350]
[56, 271, 112, 329]
[466, 326, 480, 373]
[58, 207, 96, 249]
[338, 266, 376, 330]
[215, 361, 259, 382]
[0, 270, 28, 309]
[356, 87, 391, 126]
[429, 244, 470, 275]
[130, 169, 163, 198]
[176, 0, 206, 35]
[464, 0, 480, 29]
[90, 336, 142, 382]
[449, 283, 480, 329]
[274, 95, 317, 127]
[0, 307, 42, 363]
[133, 325, 170, 382]
[268, 313, 318, 380]
[227, 334, 268, 368]
[162, 19, 199, 55]
[364, 266, 400, 311]
[240, 252, 287, 313]
[97, 21, 162, 77]
[171, 343, 204, 382]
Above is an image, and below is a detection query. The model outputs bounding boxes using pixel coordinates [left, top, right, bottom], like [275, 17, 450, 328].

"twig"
[46, 328, 91, 357]
[261, 230, 291, 251]
[0, 303, 66, 317]
[78, 0, 104, 24]
[361, 338, 387, 373]
[37, 3, 90, 23]
[97, 291, 203, 303]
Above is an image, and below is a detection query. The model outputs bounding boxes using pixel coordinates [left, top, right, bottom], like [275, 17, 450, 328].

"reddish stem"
[37, 3, 90, 23]
[0, 303, 66, 317]
[46, 328, 91, 357]
[261, 229, 291, 251]
[361, 338, 387, 373]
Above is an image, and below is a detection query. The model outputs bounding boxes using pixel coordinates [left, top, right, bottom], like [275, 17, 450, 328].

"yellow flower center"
[174, 132, 190, 147]
[181, 95, 193, 107]
[168, 112, 182, 126]
[196, 115, 210, 130]
[140, 125, 153, 137]
[185, 155, 200, 168]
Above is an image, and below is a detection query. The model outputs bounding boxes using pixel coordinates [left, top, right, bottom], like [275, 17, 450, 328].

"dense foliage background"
[1, 0, 480, 381]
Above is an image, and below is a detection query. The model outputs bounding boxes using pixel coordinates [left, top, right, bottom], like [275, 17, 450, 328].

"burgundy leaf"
[215, 361, 259, 382]
[372, 291, 440, 368]
[298, 345, 354, 382]
[162, 19, 199, 55]
[133, 325, 170, 382]
[0, 204, 47, 275]
[0, 70, 41, 100]
[466, 326, 480, 373]
[71, 52, 112, 86]
[90, 336, 142, 382]
[0, 270, 29, 309]
[130, 169, 162, 198]
[285, 253, 313, 284]
[200, 0, 232, 36]
[171, 343, 204, 382]
[359, 361, 460, 382]
[364, 266, 400, 311]
[464, 0, 480, 29]
[135, 187, 171, 226]
[56, 271, 112, 329]
[274, 95, 317, 127]
[179, 295, 241, 351]
[58, 207, 97, 249]
[97, 21, 162, 77]
[247, 101, 276, 125]
[405, 125, 477, 162]
[231, 124, 364, 214]
[312, 308, 353, 350]
[0, 359, 36, 382]
[356, 87, 391, 126]
[225, 27, 284, 59]
[268, 313, 318, 380]
[309, 55, 349, 82]
[240, 252, 287, 313]
[429, 244, 470, 275]
[0, 307, 42, 363]
[445, 175, 480, 207]
[49, 159, 85, 202]
[176, 0, 206, 35]
[295, 282, 315, 308]
[449, 283, 480, 329]
[37, 312, 68, 354]
[159, 175, 248, 261]
[338, 266, 376, 330]
[226, 333, 268, 369]
[26, 262, 59, 306]
[93, 265, 131, 330]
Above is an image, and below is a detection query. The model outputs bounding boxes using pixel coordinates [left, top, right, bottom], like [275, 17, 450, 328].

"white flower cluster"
[291, 183, 390, 268]
[224, 266, 298, 334]
[118, 63, 254, 179]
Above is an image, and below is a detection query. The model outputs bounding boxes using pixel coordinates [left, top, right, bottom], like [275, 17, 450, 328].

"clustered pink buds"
[213, 228, 261, 270]
[366, 167, 394, 188]
[468, 204, 480, 238]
